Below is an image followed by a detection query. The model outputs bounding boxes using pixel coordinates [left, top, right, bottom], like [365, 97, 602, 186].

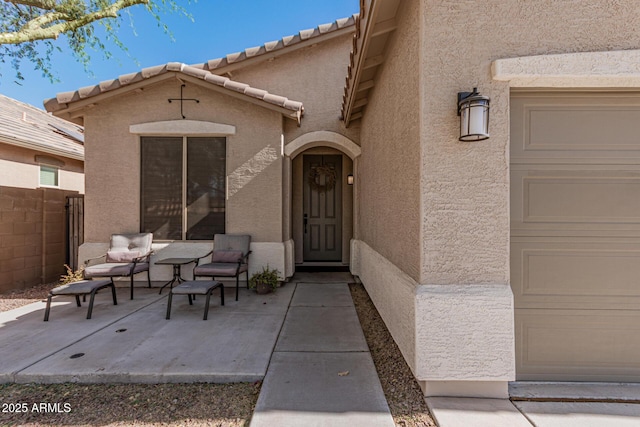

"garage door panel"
[511, 95, 640, 162]
[511, 169, 640, 236]
[511, 241, 640, 309]
[516, 309, 640, 381]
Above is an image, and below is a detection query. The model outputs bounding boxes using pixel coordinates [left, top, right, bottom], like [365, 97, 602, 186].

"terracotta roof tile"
[99, 79, 121, 91]
[263, 41, 280, 51]
[245, 46, 262, 57]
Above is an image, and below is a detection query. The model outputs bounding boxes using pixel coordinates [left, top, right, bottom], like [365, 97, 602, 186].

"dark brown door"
[303, 155, 342, 261]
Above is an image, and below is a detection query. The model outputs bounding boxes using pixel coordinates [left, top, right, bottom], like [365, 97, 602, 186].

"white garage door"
[510, 92, 640, 381]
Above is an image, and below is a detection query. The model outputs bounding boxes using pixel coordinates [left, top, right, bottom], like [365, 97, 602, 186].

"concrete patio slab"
[250, 351, 394, 427]
[0, 288, 163, 383]
[425, 397, 532, 427]
[15, 286, 294, 384]
[290, 283, 354, 307]
[514, 401, 640, 427]
[274, 306, 368, 352]
[510, 382, 640, 402]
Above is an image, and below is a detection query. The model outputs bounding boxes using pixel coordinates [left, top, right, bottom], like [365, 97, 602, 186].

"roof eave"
[342, 0, 399, 127]
[0, 135, 84, 161]
[177, 74, 305, 124]
[203, 25, 356, 76]
[48, 71, 304, 124]
[190, 15, 358, 75]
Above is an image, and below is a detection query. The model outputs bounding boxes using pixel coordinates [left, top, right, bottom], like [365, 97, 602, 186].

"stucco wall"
[420, 0, 640, 285]
[406, 0, 640, 394]
[0, 143, 84, 193]
[358, 0, 421, 281]
[226, 33, 360, 146]
[82, 78, 283, 243]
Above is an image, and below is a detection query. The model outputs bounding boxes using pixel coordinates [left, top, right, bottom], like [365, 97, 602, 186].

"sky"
[0, 0, 359, 109]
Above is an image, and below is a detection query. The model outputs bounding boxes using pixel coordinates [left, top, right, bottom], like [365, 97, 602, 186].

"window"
[39, 165, 59, 187]
[140, 136, 226, 240]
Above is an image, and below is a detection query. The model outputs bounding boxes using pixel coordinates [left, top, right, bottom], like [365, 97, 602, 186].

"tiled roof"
[191, 15, 358, 73]
[44, 16, 360, 122]
[44, 63, 305, 122]
[0, 94, 84, 161]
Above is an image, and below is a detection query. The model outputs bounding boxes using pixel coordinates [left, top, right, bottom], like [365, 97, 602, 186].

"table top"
[155, 257, 199, 265]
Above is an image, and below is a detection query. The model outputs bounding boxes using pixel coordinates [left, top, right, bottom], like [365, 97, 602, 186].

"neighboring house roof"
[190, 15, 358, 75]
[341, 0, 400, 126]
[0, 94, 84, 161]
[44, 62, 305, 123]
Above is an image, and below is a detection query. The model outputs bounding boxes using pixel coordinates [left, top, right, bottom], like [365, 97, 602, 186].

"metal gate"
[65, 195, 84, 270]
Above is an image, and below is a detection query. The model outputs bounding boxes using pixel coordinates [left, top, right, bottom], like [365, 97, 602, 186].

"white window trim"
[130, 120, 236, 136]
[39, 164, 60, 188]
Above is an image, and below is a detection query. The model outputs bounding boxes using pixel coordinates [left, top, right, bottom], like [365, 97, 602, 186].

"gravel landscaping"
[0, 281, 434, 426]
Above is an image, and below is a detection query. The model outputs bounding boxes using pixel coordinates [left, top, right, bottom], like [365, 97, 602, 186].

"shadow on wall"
[227, 145, 279, 198]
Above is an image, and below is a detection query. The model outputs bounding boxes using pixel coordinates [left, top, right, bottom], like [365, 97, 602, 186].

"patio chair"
[193, 234, 251, 302]
[83, 233, 153, 300]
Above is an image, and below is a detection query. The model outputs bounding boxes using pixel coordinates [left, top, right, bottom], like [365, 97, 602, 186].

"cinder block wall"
[0, 186, 77, 293]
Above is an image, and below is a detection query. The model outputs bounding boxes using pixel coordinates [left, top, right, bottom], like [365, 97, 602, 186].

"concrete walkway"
[250, 281, 395, 427]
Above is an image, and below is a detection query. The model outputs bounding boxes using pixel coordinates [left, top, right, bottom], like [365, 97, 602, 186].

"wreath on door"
[308, 165, 337, 193]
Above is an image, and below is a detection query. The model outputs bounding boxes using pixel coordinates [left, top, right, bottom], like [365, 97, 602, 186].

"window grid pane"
[140, 137, 183, 240]
[186, 137, 226, 240]
[39, 165, 58, 186]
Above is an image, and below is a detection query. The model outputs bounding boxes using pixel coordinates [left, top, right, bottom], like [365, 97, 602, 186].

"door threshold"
[296, 262, 349, 272]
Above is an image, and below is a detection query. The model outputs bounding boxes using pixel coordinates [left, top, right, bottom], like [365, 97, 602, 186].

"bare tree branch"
[0, 0, 191, 84]
[0, 0, 148, 44]
[6, 0, 58, 11]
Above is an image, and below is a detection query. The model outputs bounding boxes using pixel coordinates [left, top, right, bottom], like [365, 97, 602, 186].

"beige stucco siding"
[420, 0, 640, 286]
[226, 33, 360, 147]
[359, 0, 421, 281]
[350, 0, 421, 373]
[0, 143, 84, 193]
[82, 78, 283, 242]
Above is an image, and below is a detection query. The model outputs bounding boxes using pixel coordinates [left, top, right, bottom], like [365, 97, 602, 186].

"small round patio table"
[155, 257, 199, 294]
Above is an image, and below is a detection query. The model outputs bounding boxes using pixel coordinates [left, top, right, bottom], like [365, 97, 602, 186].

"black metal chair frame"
[166, 281, 225, 320]
[193, 250, 251, 301]
[44, 279, 117, 321]
[84, 252, 153, 300]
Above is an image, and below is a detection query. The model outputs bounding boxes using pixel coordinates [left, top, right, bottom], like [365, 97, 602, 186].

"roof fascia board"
[205, 25, 355, 75]
[344, 0, 381, 126]
[178, 75, 301, 122]
[51, 73, 176, 118]
[52, 72, 300, 123]
[0, 137, 84, 161]
[371, 18, 397, 37]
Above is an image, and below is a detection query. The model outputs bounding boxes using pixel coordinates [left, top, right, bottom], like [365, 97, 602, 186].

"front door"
[303, 155, 342, 261]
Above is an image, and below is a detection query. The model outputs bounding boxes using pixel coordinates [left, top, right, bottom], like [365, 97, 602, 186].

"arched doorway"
[284, 131, 360, 268]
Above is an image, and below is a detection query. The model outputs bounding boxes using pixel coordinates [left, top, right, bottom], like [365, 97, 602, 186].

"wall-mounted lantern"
[457, 88, 490, 142]
[347, 173, 354, 185]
